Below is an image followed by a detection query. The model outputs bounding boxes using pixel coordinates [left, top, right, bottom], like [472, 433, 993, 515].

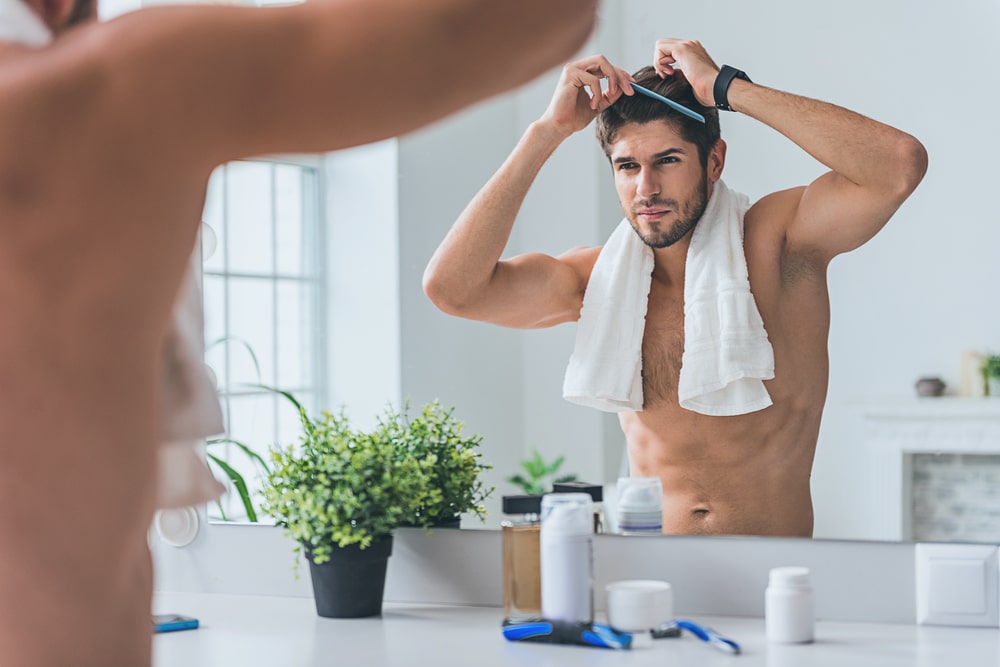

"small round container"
[765, 566, 814, 643]
[605, 579, 674, 635]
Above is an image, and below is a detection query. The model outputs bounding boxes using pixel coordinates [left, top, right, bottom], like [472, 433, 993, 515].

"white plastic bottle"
[765, 566, 814, 643]
[552, 481, 605, 533]
[540, 493, 594, 623]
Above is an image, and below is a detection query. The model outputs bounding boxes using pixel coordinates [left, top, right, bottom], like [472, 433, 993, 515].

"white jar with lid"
[765, 566, 814, 643]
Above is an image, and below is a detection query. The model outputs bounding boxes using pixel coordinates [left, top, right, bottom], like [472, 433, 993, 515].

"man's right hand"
[540, 55, 635, 138]
[424, 55, 630, 330]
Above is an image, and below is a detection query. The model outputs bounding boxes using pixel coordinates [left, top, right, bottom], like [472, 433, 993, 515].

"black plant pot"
[306, 535, 393, 618]
[399, 514, 462, 529]
[431, 516, 462, 529]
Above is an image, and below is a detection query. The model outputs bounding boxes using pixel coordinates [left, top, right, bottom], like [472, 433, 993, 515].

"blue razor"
[629, 82, 707, 124]
[502, 619, 633, 650]
[664, 619, 741, 655]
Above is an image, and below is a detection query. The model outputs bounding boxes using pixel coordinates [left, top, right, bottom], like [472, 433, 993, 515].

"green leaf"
[509, 449, 578, 496]
[505, 474, 542, 495]
[245, 382, 315, 438]
[214, 498, 228, 522]
[521, 450, 547, 479]
[207, 452, 258, 522]
[207, 335, 263, 384]
[984, 355, 1000, 379]
[544, 455, 566, 476]
[208, 437, 271, 475]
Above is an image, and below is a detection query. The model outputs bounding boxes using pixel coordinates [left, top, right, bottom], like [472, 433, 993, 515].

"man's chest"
[640, 281, 684, 408]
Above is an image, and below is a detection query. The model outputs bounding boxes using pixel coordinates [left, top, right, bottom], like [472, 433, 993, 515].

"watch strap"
[714, 65, 751, 112]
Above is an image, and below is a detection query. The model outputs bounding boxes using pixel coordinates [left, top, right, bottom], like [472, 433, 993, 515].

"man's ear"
[708, 138, 726, 183]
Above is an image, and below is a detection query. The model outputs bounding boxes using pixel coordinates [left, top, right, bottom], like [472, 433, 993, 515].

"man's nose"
[636, 170, 660, 199]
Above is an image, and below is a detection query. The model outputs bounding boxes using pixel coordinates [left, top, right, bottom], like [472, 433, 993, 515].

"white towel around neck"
[0, 6, 226, 506]
[562, 180, 774, 416]
[154, 237, 226, 510]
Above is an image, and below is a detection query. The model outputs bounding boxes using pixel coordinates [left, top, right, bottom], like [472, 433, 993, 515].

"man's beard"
[628, 172, 709, 249]
[64, 0, 95, 28]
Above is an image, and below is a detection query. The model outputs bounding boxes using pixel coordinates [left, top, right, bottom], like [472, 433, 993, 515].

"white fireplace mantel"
[864, 398, 1000, 541]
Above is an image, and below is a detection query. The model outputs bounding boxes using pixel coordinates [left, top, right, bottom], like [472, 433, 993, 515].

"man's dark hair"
[596, 66, 720, 168]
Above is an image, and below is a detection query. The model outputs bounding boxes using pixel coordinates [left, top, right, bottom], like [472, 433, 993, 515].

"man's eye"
[659, 156, 679, 164]
[617, 162, 638, 171]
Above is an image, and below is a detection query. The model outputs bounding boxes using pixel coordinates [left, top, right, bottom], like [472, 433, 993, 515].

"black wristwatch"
[714, 65, 752, 112]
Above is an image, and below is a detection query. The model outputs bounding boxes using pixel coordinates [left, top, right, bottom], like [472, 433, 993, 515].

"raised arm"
[423, 56, 633, 329]
[65, 0, 600, 167]
[653, 38, 928, 262]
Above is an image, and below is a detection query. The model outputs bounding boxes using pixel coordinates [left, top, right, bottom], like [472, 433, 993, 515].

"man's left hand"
[653, 38, 721, 107]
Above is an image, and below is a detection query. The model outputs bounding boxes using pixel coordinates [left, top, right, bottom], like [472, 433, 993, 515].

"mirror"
[208, 0, 1000, 545]
[397, 0, 1000, 544]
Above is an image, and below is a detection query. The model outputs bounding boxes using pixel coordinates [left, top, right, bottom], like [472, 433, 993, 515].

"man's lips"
[636, 208, 670, 218]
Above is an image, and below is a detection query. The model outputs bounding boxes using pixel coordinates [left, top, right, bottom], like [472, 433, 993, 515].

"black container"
[306, 535, 394, 618]
[552, 482, 604, 533]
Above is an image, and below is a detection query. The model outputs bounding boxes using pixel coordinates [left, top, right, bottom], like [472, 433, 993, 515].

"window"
[201, 158, 326, 522]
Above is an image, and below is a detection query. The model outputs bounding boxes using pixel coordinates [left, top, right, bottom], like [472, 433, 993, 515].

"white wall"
[396, 97, 525, 523]
[394, 4, 627, 523]
[391, 0, 1000, 539]
[325, 143, 402, 431]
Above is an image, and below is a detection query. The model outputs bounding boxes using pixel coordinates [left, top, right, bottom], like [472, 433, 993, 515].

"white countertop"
[152, 592, 1000, 667]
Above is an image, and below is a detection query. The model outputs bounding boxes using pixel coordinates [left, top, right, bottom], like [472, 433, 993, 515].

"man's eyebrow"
[611, 147, 687, 165]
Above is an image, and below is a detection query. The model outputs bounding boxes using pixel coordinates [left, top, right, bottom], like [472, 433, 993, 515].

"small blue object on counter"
[654, 619, 741, 655]
[153, 614, 200, 633]
[501, 618, 632, 650]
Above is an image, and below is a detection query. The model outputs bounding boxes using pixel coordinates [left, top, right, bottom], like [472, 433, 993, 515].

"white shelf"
[861, 397, 1000, 419]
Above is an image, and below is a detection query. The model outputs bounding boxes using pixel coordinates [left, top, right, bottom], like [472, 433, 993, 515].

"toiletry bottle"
[500, 494, 543, 622]
[540, 492, 594, 623]
[553, 481, 605, 533]
[765, 566, 814, 643]
[616, 476, 663, 535]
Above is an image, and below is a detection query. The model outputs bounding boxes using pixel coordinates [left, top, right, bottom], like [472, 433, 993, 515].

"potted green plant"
[377, 400, 493, 528]
[261, 390, 430, 618]
[983, 355, 1000, 397]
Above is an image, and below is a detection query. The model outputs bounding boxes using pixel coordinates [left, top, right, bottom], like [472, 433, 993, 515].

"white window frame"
[153, 142, 403, 595]
[202, 155, 327, 523]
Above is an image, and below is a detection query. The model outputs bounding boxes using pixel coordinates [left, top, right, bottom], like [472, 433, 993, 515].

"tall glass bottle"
[501, 495, 542, 622]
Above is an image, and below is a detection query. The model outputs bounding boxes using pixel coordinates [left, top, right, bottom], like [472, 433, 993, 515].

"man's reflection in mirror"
[424, 40, 926, 537]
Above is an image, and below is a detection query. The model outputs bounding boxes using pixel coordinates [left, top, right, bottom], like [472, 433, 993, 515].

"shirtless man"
[0, 1, 597, 664]
[423, 39, 927, 538]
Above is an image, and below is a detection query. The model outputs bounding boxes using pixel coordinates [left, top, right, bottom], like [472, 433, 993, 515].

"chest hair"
[640, 285, 684, 409]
